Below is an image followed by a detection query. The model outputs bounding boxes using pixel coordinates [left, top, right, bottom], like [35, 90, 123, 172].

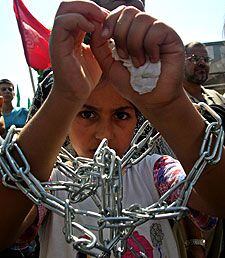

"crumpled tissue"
[109, 39, 161, 95]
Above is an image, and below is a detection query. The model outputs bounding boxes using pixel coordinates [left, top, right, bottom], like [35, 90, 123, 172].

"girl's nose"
[95, 120, 114, 141]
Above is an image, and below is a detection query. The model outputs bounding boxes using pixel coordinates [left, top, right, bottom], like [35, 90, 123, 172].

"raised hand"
[91, 6, 185, 108]
[50, 1, 108, 102]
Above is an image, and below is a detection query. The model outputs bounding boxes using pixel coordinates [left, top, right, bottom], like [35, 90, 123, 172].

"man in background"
[0, 79, 28, 132]
[182, 42, 224, 258]
[184, 41, 225, 106]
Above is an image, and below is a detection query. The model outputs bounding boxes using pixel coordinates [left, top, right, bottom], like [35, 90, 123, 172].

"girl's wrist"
[50, 86, 88, 109]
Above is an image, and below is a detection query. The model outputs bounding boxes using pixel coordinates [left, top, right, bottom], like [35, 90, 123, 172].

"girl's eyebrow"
[82, 105, 135, 112]
[82, 104, 98, 111]
[114, 106, 135, 112]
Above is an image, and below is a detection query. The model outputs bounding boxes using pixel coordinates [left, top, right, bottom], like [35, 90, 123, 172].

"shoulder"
[153, 155, 185, 187]
[132, 154, 165, 173]
[149, 154, 186, 201]
[133, 154, 184, 180]
[14, 107, 29, 115]
[19, 107, 29, 113]
[153, 154, 183, 172]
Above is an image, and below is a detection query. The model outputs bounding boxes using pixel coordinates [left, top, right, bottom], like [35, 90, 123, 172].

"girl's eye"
[79, 111, 96, 119]
[114, 111, 130, 120]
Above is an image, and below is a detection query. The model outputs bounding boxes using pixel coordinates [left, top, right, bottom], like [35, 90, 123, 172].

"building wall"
[204, 41, 225, 94]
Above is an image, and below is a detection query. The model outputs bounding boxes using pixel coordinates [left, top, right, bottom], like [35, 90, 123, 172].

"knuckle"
[133, 14, 157, 31]
[59, 1, 77, 7]
[134, 13, 152, 23]
[134, 13, 147, 20]
[54, 15, 63, 27]
[122, 6, 139, 14]
[153, 21, 168, 31]
[57, 1, 67, 14]
[54, 15, 64, 27]
[121, 6, 139, 19]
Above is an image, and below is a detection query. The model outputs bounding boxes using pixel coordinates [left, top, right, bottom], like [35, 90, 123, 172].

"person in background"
[0, 80, 36, 257]
[0, 79, 28, 133]
[181, 41, 224, 258]
[183, 42, 225, 106]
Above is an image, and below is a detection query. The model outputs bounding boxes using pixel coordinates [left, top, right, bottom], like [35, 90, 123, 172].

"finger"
[113, 7, 139, 60]
[101, 5, 126, 39]
[52, 13, 95, 41]
[55, 1, 108, 22]
[50, 13, 95, 60]
[144, 21, 174, 63]
[91, 22, 114, 74]
[126, 13, 156, 66]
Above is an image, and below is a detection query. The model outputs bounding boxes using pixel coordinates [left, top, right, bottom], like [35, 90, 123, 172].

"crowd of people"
[0, 0, 225, 258]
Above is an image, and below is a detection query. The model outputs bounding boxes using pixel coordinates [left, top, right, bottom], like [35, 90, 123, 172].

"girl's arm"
[0, 1, 107, 249]
[91, 6, 225, 216]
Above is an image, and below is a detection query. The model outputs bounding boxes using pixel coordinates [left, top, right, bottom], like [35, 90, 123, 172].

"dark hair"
[92, 0, 145, 4]
[0, 79, 14, 89]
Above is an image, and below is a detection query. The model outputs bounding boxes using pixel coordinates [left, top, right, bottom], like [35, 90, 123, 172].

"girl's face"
[69, 82, 137, 158]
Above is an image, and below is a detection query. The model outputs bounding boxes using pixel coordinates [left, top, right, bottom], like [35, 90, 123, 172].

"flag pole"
[16, 84, 21, 107]
[28, 66, 35, 94]
[14, 0, 35, 95]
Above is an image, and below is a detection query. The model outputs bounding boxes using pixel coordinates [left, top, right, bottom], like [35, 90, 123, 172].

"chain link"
[0, 102, 223, 257]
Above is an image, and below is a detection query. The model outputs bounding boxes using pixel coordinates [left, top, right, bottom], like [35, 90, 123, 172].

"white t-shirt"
[39, 154, 180, 258]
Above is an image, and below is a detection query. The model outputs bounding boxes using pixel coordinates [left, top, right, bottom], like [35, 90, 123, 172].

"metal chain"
[0, 102, 223, 257]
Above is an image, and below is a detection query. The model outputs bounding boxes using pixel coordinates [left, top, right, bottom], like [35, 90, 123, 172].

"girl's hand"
[91, 6, 184, 109]
[50, 1, 108, 102]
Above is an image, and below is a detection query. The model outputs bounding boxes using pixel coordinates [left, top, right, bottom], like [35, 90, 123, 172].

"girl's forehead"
[86, 84, 134, 110]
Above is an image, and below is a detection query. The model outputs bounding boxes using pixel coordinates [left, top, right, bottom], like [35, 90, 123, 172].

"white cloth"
[109, 39, 161, 94]
[39, 154, 179, 258]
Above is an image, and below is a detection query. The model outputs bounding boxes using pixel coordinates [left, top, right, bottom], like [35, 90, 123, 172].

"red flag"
[13, 0, 51, 70]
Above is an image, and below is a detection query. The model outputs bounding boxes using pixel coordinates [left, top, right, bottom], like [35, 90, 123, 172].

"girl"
[0, 1, 225, 257]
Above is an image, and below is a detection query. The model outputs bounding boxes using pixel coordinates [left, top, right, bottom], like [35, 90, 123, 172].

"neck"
[183, 80, 203, 100]
[2, 103, 14, 114]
